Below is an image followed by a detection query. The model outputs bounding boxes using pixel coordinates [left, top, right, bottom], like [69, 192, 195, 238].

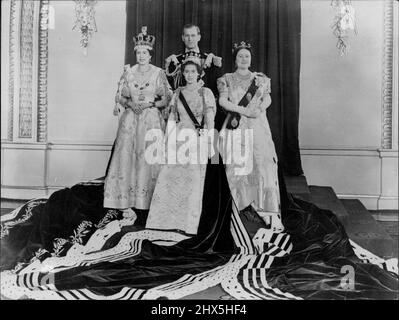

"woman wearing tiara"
[217, 41, 284, 233]
[103, 27, 171, 222]
[145, 56, 217, 235]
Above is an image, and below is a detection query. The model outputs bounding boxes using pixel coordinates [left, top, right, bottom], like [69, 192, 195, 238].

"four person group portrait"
[104, 23, 284, 236]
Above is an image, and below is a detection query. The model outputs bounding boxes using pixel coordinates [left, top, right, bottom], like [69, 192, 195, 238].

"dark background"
[125, 0, 303, 176]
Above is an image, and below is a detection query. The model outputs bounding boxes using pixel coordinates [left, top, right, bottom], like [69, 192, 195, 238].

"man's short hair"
[182, 23, 201, 35]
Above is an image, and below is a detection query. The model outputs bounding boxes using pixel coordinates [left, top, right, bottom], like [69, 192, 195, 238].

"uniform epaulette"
[202, 52, 222, 68]
[212, 55, 222, 67]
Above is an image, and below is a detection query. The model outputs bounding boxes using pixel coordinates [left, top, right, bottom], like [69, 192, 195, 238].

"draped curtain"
[125, 0, 303, 176]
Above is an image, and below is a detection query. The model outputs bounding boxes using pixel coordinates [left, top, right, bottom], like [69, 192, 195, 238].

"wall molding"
[1, 185, 61, 200]
[381, 0, 394, 149]
[301, 147, 397, 158]
[300, 147, 379, 157]
[5, 0, 42, 143]
[377, 196, 399, 210]
[37, 0, 49, 142]
[392, 0, 399, 149]
[336, 194, 398, 211]
[18, 0, 35, 139]
[1, 141, 113, 151]
[2, 143, 396, 210]
[2, 142, 395, 155]
[7, 0, 17, 141]
[378, 149, 399, 158]
[48, 141, 113, 151]
[2, 141, 397, 155]
[1, 142, 48, 150]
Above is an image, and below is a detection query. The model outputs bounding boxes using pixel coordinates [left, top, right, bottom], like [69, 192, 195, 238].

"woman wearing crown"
[145, 57, 217, 235]
[103, 27, 171, 222]
[217, 42, 284, 233]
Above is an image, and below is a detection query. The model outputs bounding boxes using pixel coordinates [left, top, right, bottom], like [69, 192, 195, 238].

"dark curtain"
[125, 0, 303, 176]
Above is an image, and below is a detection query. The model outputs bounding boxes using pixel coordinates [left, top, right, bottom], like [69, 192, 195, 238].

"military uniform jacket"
[165, 51, 222, 96]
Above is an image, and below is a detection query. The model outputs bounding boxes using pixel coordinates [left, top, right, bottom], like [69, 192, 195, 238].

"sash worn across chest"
[178, 89, 206, 136]
[226, 78, 259, 130]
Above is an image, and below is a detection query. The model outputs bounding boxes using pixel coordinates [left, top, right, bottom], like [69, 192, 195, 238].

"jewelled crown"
[182, 51, 203, 66]
[133, 26, 155, 50]
[232, 41, 252, 52]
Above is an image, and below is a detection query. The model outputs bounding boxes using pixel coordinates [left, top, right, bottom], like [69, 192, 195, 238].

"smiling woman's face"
[235, 49, 251, 70]
[135, 47, 151, 66]
[183, 64, 199, 85]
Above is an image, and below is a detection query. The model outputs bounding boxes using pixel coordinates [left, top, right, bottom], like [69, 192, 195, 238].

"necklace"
[234, 70, 251, 80]
[233, 71, 252, 91]
[132, 65, 153, 101]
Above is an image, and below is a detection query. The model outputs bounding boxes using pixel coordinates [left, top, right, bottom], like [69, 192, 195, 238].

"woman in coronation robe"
[145, 57, 217, 235]
[217, 41, 284, 233]
[103, 27, 171, 222]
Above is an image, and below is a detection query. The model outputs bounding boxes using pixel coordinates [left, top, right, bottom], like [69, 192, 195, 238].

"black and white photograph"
[0, 0, 398, 304]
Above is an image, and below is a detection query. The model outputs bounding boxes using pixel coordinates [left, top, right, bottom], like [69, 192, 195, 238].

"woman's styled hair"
[181, 60, 202, 74]
[232, 46, 253, 62]
[180, 60, 202, 86]
[134, 46, 154, 58]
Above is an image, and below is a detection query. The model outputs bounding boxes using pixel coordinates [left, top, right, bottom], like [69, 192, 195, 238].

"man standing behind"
[165, 23, 224, 129]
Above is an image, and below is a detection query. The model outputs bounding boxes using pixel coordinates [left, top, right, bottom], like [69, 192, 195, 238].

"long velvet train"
[1, 160, 398, 300]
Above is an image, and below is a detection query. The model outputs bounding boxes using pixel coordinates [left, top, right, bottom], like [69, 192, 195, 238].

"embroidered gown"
[145, 85, 216, 235]
[217, 72, 283, 231]
[103, 64, 170, 210]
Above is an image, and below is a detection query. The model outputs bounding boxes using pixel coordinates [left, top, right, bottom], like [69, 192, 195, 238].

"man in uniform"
[165, 24, 225, 130]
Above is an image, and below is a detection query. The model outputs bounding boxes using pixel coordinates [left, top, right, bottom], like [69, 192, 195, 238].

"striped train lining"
[222, 200, 301, 300]
[1, 201, 255, 299]
[15, 229, 190, 275]
[1, 198, 397, 299]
